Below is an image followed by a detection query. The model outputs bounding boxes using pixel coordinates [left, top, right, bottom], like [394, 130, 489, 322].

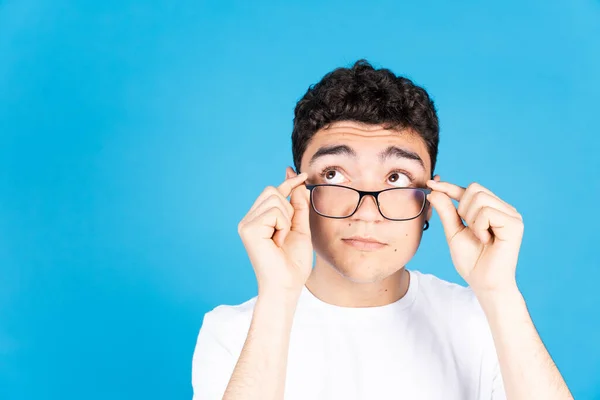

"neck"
[305, 258, 410, 308]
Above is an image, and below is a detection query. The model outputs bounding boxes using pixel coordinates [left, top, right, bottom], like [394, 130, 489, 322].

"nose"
[351, 194, 384, 222]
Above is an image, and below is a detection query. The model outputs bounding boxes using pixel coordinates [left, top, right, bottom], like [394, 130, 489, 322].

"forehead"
[301, 121, 432, 173]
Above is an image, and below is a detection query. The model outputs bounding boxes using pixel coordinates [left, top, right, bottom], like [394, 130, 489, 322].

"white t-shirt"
[192, 269, 506, 400]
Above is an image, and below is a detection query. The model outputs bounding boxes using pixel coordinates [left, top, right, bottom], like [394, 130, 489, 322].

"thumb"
[427, 191, 465, 242]
[287, 168, 311, 236]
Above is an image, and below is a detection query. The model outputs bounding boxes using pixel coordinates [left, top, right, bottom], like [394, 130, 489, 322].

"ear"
[426, 174, 442, 221]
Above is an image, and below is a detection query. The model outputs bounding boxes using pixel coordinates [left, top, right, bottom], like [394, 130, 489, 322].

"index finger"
[426, 180, 466, 201]
[277, 172, 308, 197]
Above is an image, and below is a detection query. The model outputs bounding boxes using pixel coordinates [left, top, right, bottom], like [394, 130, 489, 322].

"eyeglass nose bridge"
[353, 190, 383, 214]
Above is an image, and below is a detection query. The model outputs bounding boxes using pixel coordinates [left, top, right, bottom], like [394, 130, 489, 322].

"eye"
[319, 166, 346, 184]
[388, 171, 411, 187]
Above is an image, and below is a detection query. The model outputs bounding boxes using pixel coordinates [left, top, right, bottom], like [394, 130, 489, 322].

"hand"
[238, 167, 313, 295]
[426, 180, 524, 294]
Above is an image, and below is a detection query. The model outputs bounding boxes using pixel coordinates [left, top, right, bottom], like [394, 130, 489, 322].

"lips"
[341, 236, 387, 251]
[343, 236, 386, 245]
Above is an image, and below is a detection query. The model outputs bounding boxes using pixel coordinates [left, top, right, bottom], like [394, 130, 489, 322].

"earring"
[423, 221, 429, 231]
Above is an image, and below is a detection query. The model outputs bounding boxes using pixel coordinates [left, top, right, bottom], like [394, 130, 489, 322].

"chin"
[313, 236, 416, 283]
[333, 254, 403, 284]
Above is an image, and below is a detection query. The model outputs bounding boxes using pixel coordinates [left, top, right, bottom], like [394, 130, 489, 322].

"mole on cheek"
[394, 249, 397, 252]
[348, 223, 352, 227]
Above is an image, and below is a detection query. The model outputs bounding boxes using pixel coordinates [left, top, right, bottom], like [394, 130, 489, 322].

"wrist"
[474, 284, 526, 317]
[258, 280, 304, 299]
[470, 276, 519, 299]
[251, 290, 300, 337]
[256, 287, 302, 311]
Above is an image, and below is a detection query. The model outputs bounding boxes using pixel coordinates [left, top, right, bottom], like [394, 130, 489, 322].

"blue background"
[1, 0, 599, 398]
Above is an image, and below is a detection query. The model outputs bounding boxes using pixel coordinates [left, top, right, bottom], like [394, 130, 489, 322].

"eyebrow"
[308, 144, 425, 171]
[308, 144, 357, 166]
[379, 145, 425, 170]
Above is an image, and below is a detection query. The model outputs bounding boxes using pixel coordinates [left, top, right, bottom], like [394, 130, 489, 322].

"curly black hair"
[292, 59, 439, 175]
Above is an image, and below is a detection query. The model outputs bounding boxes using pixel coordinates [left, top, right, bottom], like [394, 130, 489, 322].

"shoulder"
[412, 270, 490, 334]
[412, 270, 472, 309]
[192, 297, 258, 398]
[198, 295, 258, 353]
[412, 270, 496, 358]
[200, 296, 256, 337]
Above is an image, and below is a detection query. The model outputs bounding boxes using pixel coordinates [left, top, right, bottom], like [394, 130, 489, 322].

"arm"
[426, 180, 572, 400]
[221, 169, 312, 399]
[478, 287, 573, 400]
[222, 291, 300, 400]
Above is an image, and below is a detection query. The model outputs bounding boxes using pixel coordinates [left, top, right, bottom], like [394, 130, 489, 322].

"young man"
[192, 60, 572, 400]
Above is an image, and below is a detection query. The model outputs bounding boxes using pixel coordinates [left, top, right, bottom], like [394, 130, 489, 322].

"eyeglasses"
[305, 184, 431, 221]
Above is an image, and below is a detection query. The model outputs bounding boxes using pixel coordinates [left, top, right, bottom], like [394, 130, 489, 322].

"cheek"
[309, 212, 340, 244]
[386, 219, 424, 252]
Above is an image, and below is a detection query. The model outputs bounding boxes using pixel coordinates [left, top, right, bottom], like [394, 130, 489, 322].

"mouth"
[341, 236, 387, 251]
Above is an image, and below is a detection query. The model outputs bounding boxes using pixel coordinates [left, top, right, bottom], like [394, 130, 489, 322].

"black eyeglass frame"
[305, 183, 432, 222]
